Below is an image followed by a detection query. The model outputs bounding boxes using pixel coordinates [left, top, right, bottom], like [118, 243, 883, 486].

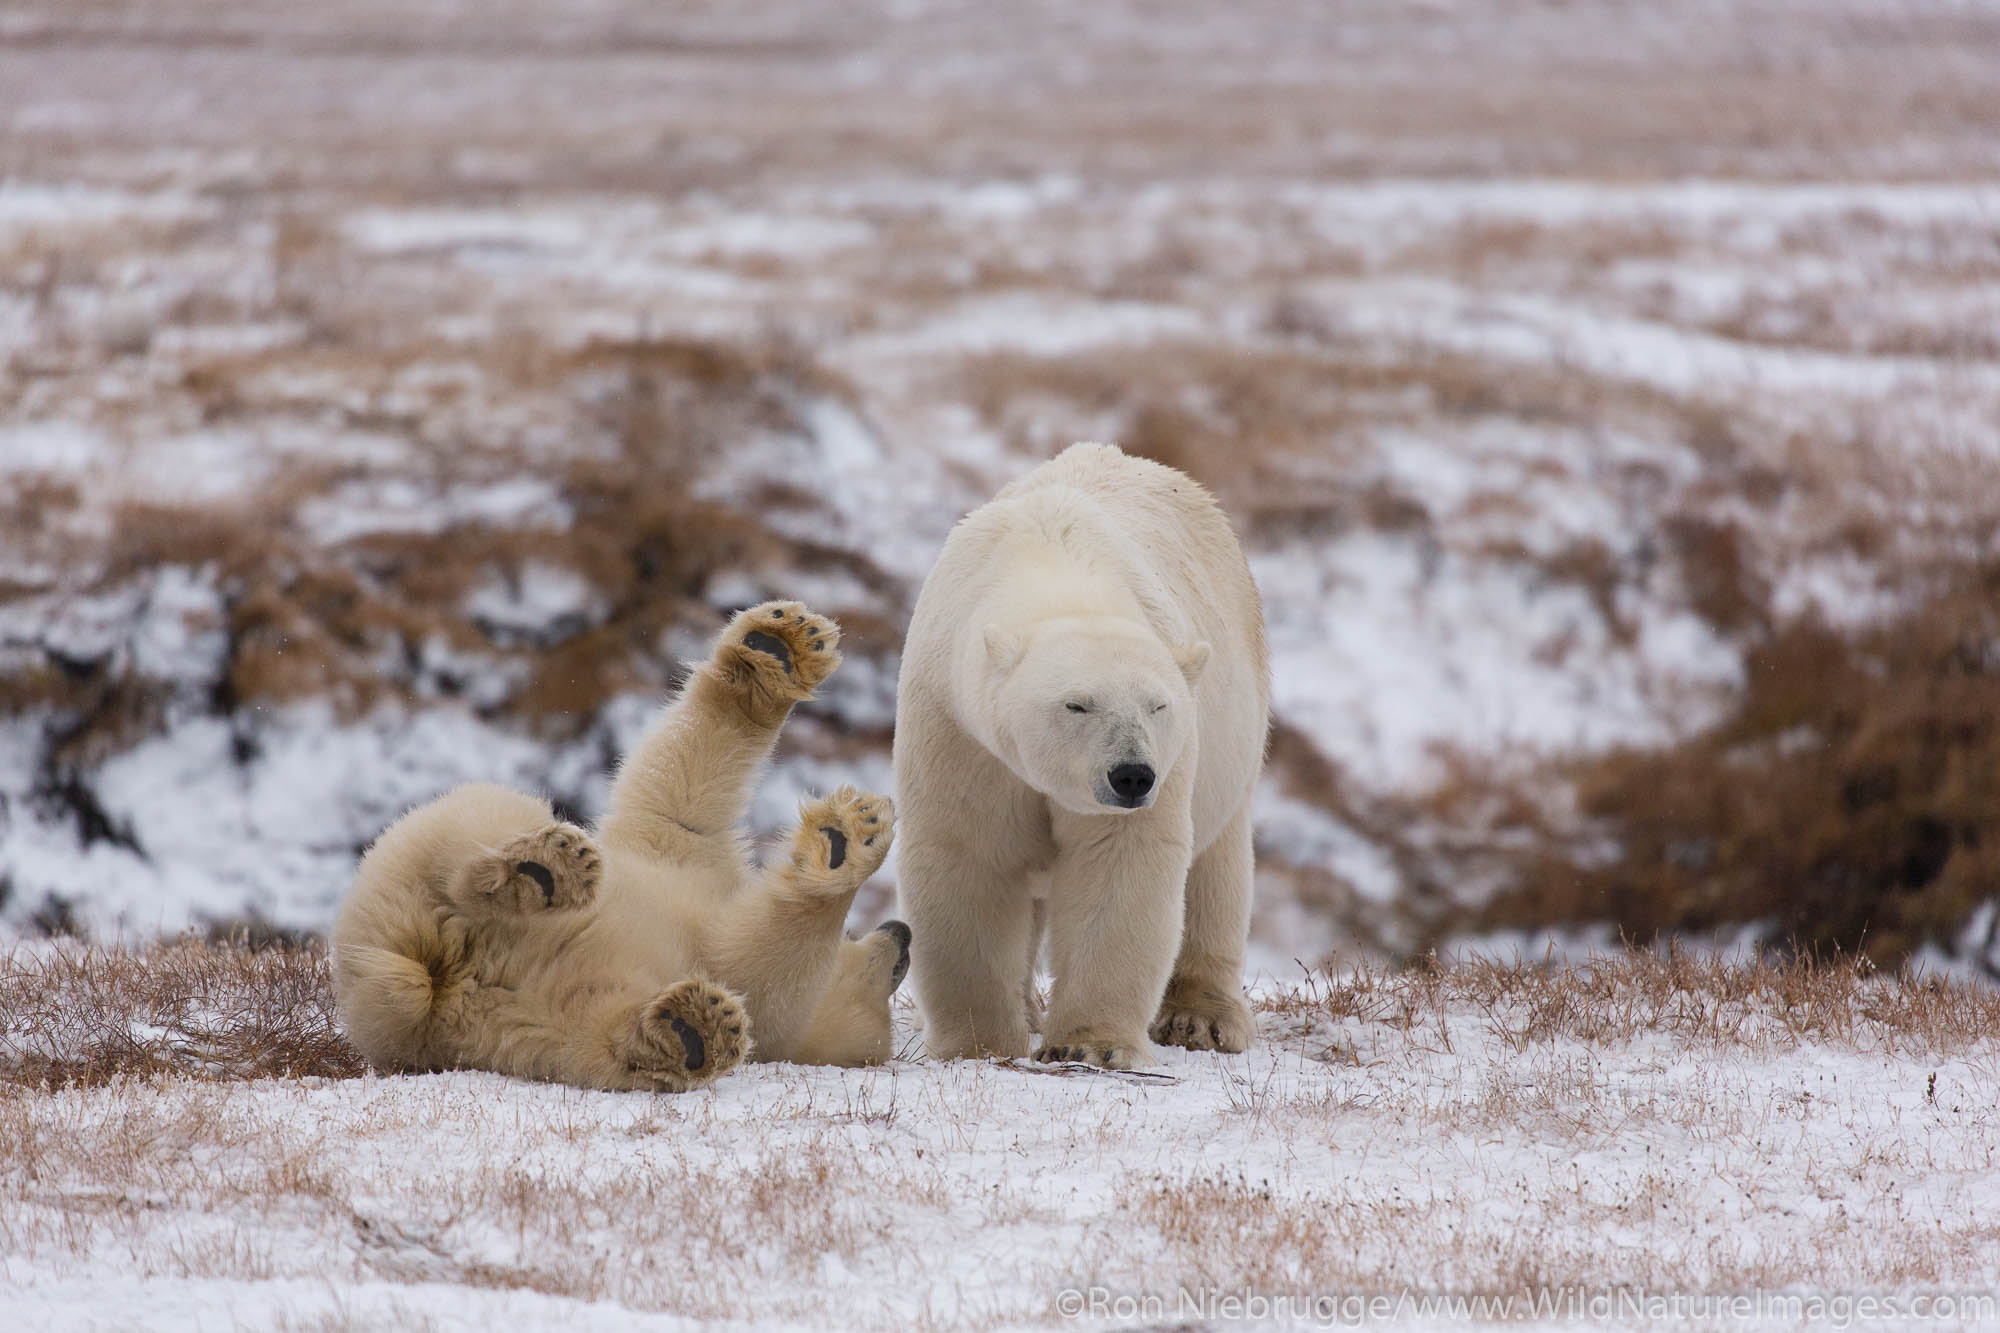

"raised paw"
[713, 601, 842, 723]
[623, 979, 751, 1091]
[1149, 977, 1254, 1054]
[788, 785, 895, 895]
[457, 823, 603, 913]
[1034, 1032, 1153, 1071]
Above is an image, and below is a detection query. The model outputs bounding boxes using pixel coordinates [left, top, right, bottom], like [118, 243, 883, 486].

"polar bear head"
[980, 616, 1209, 815]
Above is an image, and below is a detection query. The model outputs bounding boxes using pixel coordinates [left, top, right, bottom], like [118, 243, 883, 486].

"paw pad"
[741, 629, 793, 673]
[516, 860, 556, 904]
[874, 919, 912, 990]
[632, 980, 751, 1090]
[720, 602, 842, 705]
[665, 1013, 706, 1071]
[792, 786, 894, 889]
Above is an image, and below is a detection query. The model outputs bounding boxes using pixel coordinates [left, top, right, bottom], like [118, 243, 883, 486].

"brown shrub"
[956, 343, 1365, 517]
[2, 332, 891, 763]
[1483, 564, 2000, 968]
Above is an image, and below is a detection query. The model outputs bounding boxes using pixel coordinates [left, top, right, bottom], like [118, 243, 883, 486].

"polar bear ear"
[984, 624, 1024, 674]
[1173, 641, 1212, 684]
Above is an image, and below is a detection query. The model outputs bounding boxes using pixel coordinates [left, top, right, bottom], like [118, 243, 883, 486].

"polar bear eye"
[1150, 702, 1168, 714]
[1064, 702, 1090, 714]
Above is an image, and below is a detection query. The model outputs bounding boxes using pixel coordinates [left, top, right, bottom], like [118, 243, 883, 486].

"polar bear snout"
[1104, 762, 1156, 808]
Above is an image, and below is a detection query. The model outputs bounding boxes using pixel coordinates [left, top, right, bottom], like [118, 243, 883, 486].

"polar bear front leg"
[1036, 806, 1193, 1070]
[446, 823, 603, 915]
[903, 839, 1038, 1061]
[704, 787, 895, 1062]
[1151, 804, 1255, 1052]
[599, 601, 841, 860]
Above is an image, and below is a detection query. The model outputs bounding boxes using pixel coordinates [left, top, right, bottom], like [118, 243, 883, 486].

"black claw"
[770, 608, 786, 619]
[741, 630, 793, 673]
[516, 860, 556, 904]
[821, 826, 848, 869]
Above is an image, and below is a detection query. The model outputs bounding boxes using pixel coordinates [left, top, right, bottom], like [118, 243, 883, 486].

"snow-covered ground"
[5, 947, 1999, 1331]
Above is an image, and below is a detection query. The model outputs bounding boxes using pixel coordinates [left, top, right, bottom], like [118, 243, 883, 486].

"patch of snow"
[1253, 532, 1742, 792]
[341, 208, 597, 256]
[1254, 787, 1400, 904]
[0, 422, 112, 475]
[859, 293, 1211, 360]
[463, 561, 607, 646]
[298, 477, 572, 546]
[1769, 553, 1907, 629]
[0, 183, 211, 229]
[656, 213, 875, 259]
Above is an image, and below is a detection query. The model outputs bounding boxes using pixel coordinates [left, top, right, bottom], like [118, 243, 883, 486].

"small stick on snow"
[993, 1058, 1180, 1085]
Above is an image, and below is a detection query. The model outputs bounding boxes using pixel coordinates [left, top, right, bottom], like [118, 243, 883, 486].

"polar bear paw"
[789, 786, 895, 896]
[871, 919, 913, 994]
[715, 601, 842, 722]
[455, 823, 602, 913]
[622, 979, 750, 1090]
[1149, 976, 1254, 1053]
[1035, 1031, 1152, 1071]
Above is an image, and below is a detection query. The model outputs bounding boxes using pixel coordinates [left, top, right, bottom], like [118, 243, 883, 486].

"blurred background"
[2, 0, 1998, 978]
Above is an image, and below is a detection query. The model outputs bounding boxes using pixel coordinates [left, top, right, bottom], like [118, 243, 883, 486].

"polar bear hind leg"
[434, 974, 750, 1092]
[792, 922, 913, 1066]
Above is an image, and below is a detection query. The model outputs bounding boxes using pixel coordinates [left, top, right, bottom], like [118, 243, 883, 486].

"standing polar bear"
[895, 443, 1270, 1069]
[333, 601, 911, 1092]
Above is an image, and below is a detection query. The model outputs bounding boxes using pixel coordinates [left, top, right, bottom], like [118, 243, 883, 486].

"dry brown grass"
[8, 934, 1988, 1095]
[1263, 947, 2000, 1059]
[0, 935, 362, 1089]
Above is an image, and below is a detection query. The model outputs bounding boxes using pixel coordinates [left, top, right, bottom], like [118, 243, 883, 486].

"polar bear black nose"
[1107, 763, 1155, 806]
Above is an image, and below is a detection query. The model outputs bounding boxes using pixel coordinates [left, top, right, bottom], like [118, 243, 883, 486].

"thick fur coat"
[894, 444, 1271, 1069]
[333, 602, 909, 1091]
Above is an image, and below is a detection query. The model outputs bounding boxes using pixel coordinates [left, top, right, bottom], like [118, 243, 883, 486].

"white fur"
[894, 443, 1271, 1068]
[332, 602, 907, 1092]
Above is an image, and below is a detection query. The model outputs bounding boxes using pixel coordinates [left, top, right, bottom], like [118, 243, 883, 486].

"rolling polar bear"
[895, 443, 1270, 1069]
[333, 601, 910, 1092]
